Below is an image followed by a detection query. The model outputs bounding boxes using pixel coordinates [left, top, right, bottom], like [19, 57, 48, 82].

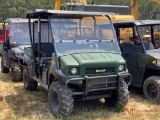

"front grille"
[85, 67, 115, 75]
[87, 77, 117, 89]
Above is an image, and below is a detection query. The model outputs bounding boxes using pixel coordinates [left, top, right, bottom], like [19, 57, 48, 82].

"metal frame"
[114, 20, 160, 53]
[27, 10, 131, 98]
[65, 73, 131, 96]
[28, 10, 114, 71]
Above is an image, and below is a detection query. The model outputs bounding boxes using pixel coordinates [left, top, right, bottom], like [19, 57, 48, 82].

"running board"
[33, 76, 48, 90]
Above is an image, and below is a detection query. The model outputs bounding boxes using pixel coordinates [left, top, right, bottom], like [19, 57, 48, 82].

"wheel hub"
[147, 83, 158, 99]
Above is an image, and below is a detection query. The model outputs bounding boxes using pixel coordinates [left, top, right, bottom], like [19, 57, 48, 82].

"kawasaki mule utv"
[1, 18, 31, 81]
[113, 20, 160, 103]
[23, 10, 131, 116]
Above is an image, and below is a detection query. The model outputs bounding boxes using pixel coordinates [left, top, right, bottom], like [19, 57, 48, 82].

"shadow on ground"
[4, 85, 125, 120]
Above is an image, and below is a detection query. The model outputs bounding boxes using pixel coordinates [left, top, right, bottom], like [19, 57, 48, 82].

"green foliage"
[0, 0, 54, 20]
[0, 0, 160, 20]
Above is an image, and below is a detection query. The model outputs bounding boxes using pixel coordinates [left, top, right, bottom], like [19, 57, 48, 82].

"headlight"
[152, 59, 160, 64]
[71, 68, 78, 75]
[119, 65, 125, 72]
[152, 59, 157, 64]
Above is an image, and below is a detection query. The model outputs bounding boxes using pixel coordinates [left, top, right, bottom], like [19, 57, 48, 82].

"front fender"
[146, 63, 160, 71]
[23, 54, 32, 65]
[9, 55, 22, 61]
[49, 64, 67, 83]
[2, 51, 9, 67]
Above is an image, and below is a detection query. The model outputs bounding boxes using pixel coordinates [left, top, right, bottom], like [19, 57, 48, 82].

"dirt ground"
[0, 58, 160, 120]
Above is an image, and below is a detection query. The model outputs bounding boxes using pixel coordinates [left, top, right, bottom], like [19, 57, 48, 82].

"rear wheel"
[11, 61, 22, 81]
[1, 55, 9, 73]
[23, 67, 37, 91]
[48, 81, 73, 117]
[105, 80, 129, 108]
[143, 76, 160, 103]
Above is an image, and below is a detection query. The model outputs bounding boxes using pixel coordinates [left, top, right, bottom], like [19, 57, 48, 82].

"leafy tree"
[0, 0, 160, 20]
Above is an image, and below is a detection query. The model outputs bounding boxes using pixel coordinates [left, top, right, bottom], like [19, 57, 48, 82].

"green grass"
[0, 77, 160, 120]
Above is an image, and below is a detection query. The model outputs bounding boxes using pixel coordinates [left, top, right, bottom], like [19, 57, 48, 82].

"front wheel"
[1, 55, 9, 73]
[23, 67, 37, 91]
[143, 76, 160, 103]
[105, 80, 129, 108]
[11, 61, 22, 81]
[48, 81, 73, 117]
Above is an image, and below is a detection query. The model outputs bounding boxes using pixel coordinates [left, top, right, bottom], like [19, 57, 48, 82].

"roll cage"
[26, 10, 115, 77]
[114, 20, 160, 53]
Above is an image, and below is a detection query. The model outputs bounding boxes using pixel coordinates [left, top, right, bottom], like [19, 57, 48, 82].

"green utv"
[113, 20, 160, 103]
[1, 18, 31, 81]
[23, 10, 131, 116]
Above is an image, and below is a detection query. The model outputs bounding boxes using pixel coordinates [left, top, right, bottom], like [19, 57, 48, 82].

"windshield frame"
[136, 24, 160, 52]
[49, 15, 119, 57]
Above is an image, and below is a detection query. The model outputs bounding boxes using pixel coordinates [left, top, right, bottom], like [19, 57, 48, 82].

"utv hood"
[11, 45, 31, 53]
[146, 50, 160, 60]
[71, 53, 125, 65]
[60, 53, 125, 76]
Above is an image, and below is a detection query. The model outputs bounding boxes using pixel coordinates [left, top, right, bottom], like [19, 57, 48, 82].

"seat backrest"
[32, 43, 54, 57]
[41, 43, 54, 57]
[143, 41, 154, 50]
[121, 42, 143, 53]
[121, 42, 135, 53]
[33, 43, 38, 52]
[32, 43, 39, 57]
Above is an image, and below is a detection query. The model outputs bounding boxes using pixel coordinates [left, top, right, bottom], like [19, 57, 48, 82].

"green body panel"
[138, 51, 160, 68]
[59, 53, 126, 85]
[60, 55, 79, 75]
[138, 54, 155, 68]
[60, 53, 125, 76]
[24, 46, 127, 85]
[24, 47, 32, 57]
[72, 53, 125, 64]
[147, 52, 160, 60]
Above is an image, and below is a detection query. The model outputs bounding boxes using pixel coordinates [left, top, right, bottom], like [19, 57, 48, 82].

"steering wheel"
[155, 40, 160, 49]
[39, 51, 47, 67]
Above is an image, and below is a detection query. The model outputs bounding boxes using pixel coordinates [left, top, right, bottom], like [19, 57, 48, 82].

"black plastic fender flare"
[2, 50, 9, 67]
[9, 55, 22, 61]
[145, 63, 160, 71]
[48, 64, 67, 85]
[23, 54, 32, 66]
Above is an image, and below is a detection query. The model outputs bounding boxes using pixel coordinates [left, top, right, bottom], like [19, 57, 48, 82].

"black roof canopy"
[5, 18, 36, 24]
[113, 20, 160, 27]
[5, 18, 29, 24]
[61, 3, 129, 15]
[26, 10, 115, 19]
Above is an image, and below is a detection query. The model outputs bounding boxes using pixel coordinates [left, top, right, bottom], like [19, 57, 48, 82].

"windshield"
[137, 25, 160, 50]
[8, 23, 30, 44]
[50, 16, 120, 56]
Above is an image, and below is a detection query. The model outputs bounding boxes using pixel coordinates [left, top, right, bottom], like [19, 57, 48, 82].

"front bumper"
[65, 73, 131, 96]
